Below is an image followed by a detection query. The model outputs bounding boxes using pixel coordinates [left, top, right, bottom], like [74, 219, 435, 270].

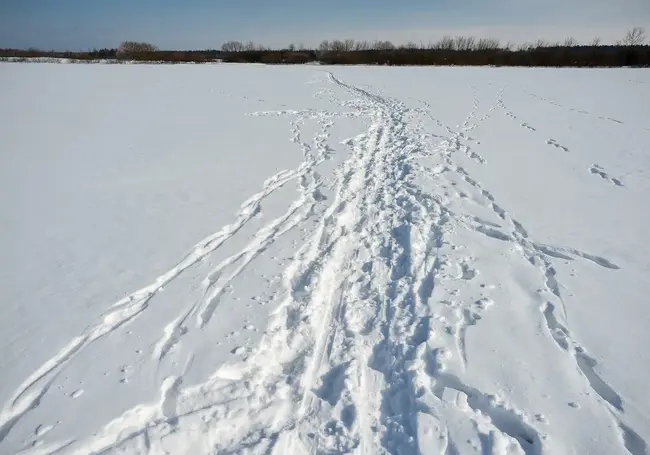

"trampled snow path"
[1, 70, 647, 455]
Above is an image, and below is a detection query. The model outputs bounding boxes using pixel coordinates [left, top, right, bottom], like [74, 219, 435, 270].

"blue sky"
[0, 0, 648, 50]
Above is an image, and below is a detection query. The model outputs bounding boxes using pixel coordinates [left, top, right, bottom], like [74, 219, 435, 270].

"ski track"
[1, 71, 645, 455]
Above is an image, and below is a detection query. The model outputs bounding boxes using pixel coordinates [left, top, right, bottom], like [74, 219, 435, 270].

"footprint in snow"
[546, 139, 569, 152]
[589, 165, 623, 187]
[70, 389, 84, 399]
[35, 424, 54, 436]
[598, 116, 624, 124]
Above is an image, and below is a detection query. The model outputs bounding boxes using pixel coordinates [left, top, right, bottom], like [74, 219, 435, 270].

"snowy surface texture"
[1, 63, 650, 455]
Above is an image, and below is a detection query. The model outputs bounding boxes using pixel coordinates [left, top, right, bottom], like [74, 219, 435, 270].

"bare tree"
[563, 37, 578, 47]
[330, 40, 346, 52]
[319, 40, 331, 52]
[373, 40, 395, 50]
[354, 40, 371, 51]
[117, 41, 158, 58]
[453, 36, 475, 50]
[561, 38, 570, 47]
[476, 38, 500, 51]
[221, 41, 244, 52]
[518, 42, 534, 51]
[243, 41, 257, 51]
[621, 27, 646, 45]
[590, 37, 602, 46]
[533, 39, 550, 48]
[435, 36, 455, 50]
[343, 39, 356, 52]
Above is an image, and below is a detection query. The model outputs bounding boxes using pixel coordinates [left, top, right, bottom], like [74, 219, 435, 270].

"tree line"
[1, 27, 647, 67]
[223, 27, 646, 52]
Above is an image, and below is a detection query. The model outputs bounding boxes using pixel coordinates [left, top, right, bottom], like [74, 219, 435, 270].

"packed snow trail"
[0, 69, 646, 455]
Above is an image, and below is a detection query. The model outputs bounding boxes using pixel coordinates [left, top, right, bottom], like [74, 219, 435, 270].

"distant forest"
[1, 27, 648, 67]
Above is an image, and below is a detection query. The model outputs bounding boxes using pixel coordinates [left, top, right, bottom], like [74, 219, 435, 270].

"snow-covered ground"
[1, 62, 649, 455]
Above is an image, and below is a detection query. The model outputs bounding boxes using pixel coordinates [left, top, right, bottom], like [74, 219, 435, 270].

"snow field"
[1, 63, 649, 454]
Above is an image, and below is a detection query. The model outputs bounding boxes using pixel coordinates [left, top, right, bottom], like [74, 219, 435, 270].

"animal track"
[599, 116, 624, 124]
[70, 389, 84, 399]
[526, 91, 629, 128]
[465, 148, 486, 164]
[35, 424, 54, 437]
[502, 107, 537, 133]
[589, 165, 623, 187]
[546, 139, 569, 152]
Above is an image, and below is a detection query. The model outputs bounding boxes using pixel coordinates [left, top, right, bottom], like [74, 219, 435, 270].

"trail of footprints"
[440, 164, 641, 453]
[420, 86, 642, 452]
[590, 164, 624, 187]
[525, 91, 626, 125]
[502, 97, 628, 190]
[546, 138, 570, 152]
[502, 102, 570, 153]
[503, 105, 571, 152]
